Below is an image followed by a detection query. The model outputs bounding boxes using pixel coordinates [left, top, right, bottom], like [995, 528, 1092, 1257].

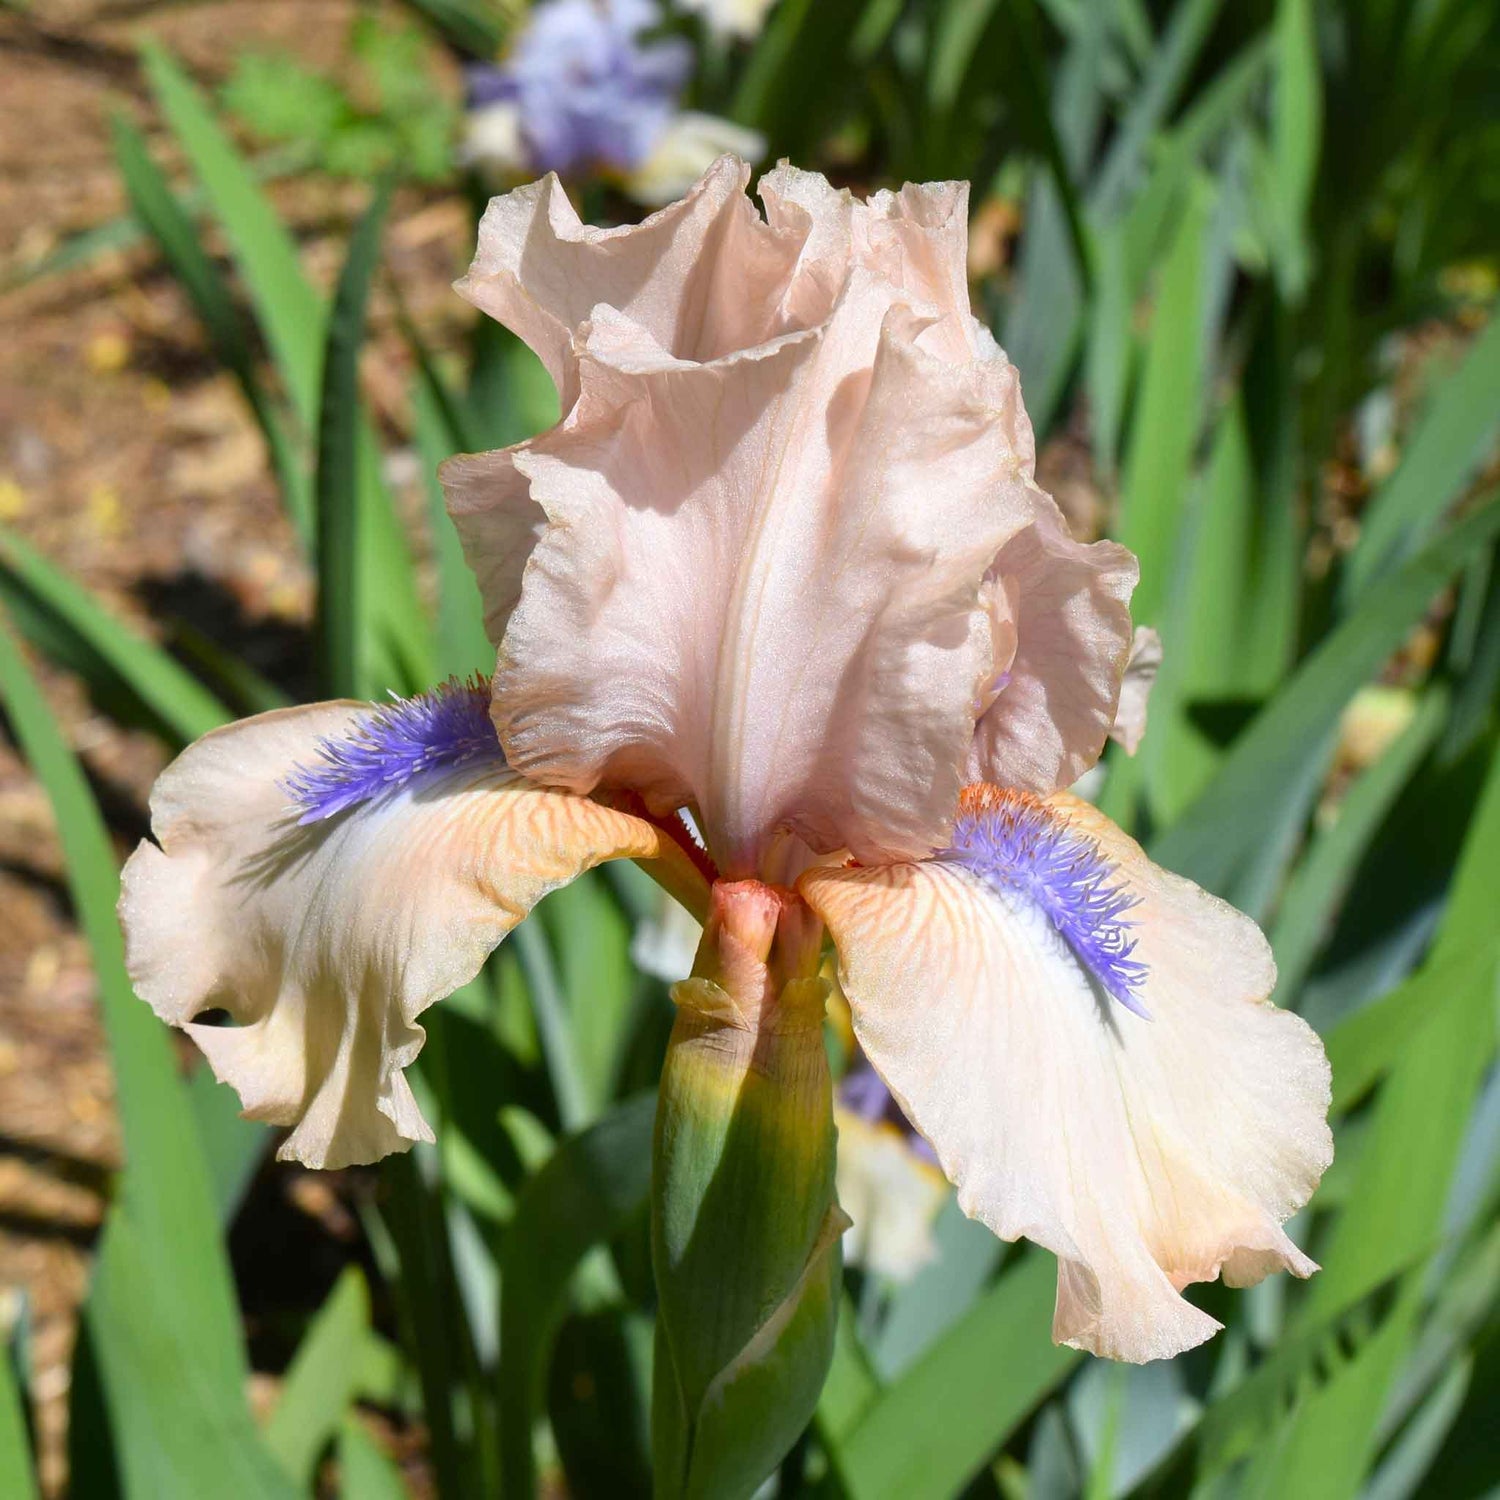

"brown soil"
[0, 3, 466, 1491]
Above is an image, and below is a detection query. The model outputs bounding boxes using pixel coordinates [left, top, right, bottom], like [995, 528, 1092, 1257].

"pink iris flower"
[119, 158, 1331, 1363]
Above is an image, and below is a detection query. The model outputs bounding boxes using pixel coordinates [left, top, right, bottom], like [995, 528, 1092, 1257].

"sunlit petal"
[758, 166, 985, 362]
[493, 280, 1036, 872]
[969, 498, 1139, 793]
[440, 445, 544, 651]
[801, 789, 1332, 1361]
[445, 156, 806, 647]
[120, 693, 705, 1169]
[455, 154, 801, 406]
[1110, 626, 1163, 755]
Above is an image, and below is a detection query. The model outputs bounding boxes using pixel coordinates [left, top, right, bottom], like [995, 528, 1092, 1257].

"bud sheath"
[651, 880, 845, 1499]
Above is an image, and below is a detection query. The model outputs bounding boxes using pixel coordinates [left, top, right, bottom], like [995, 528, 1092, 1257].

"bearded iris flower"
[119, 157, 1331, 1365]
[461, 0, 764, 206]
[465, 0, 694, 179]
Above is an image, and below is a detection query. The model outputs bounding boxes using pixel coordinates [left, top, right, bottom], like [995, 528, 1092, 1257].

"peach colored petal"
[801, 792, 1331, 1361]
[465, 160, 994, 407]
[969, 498, 1139, 793]
[447, 160, 1056, 678]
[452, 161, 1133, 853]
[1110, 626, 1163, 755]
[758, 166, 985, 363]
[119, 704, 703, 1169]
[492, 277, 1037, 873]
[445, 156, 807, 648]
[438, 445, 541, 650]
[456, 155, 803, 408]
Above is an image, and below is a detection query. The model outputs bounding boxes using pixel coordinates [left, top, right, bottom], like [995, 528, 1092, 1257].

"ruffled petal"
[801, 790, 1332, 1361]
[446, 156, 806, 646]
[456, 154, 801, 406]
[493, 278, 1036, 873]
[758, 166, 984, 363]
[1110, 626, 1163, 755]
[448, 161, 1061, 691]
[119, 701, 705, 1169]
[969, 498, 1139, 793]
[461, 158, 994, 400]
[438, 445, 542, 650]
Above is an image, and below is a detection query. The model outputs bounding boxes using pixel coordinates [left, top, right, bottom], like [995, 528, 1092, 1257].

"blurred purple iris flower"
[840, 1060, 938, 1166]
[467, 0, 692, 176]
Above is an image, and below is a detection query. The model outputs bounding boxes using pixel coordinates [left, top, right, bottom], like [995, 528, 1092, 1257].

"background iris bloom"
[462, 0, 763, 205]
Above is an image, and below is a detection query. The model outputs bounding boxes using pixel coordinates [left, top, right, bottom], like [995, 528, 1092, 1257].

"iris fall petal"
[119, 702, 702, 1168]
[801, 791, 1332, 1361]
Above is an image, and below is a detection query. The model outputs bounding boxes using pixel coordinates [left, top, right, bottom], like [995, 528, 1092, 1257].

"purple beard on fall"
[941, 791, 1150, 1017]
[283, 677, 503, 824]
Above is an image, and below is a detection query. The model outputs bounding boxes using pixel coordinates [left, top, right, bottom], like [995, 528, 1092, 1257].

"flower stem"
[650, 881, 846, 1499]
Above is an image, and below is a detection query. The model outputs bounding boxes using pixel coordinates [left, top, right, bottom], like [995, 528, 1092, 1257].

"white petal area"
[970, 499, 1139, 793]
[678, 0, 778, 38]
[1110, 626, 1163, 755]
[801, 797, 1332, 1362]
[119, 704, 704, 1169]
[494, 280, 1037, 872]
[627, 113, 767, 208]
[458, 154, 803, 406]
[460, 100, 526, 175]
[835, 1111, 949, 1283]
[631, 887, 704, 984]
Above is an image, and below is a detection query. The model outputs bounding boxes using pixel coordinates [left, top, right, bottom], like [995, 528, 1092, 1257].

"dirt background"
[0, 3, 473, 1490]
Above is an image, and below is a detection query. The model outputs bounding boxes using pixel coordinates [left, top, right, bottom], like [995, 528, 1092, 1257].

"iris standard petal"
[119, 691, 706, 1169]
[800, 788, 1332, 1362]
[969, 498, 1139, 794]
[492, 279, 1036, 872]
[439, 444, 544, 651]
[455, 154, 801, 405]
[1110, 626, 1163, 754]
[758, 170, 1141, 794]
[445, 156, 805, 647]
[448, 160, 1096, 696]
[758, 166, 982, 362]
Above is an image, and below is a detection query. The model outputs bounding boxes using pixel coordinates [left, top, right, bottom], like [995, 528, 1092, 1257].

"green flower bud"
[651, 880, 847, 1500]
